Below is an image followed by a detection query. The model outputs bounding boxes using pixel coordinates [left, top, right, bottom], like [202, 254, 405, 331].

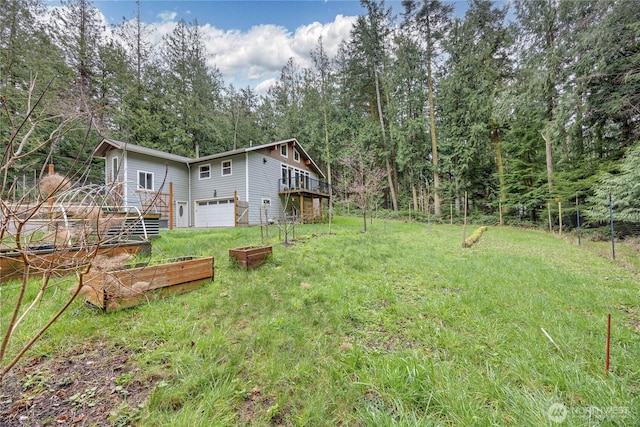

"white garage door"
[195, 199, 235, 227]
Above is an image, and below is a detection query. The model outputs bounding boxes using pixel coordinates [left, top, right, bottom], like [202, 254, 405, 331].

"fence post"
[576, 195, 581, 246]
[609, 192, 615, 260]
[234, 190, 238, 227]
[461, 192, 468, 247]
[555, 196, 562, 236]
[169, 182, 174, 230]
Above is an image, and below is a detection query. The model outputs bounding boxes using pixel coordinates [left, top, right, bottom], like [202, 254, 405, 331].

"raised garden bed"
[0, 240, 152, 284]
[229, 245, 272, 269]
[80, 256, 214, 312]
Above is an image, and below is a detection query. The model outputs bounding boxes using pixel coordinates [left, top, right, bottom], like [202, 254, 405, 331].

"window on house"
[199, 164, 211, 179]
[222, 160, 232, 176]
[111, 157, 118, 182]
[281, 165, 289, 188]
[294, 149, 300, 162]
[280, 144, 288, 157]
[138, 171, 153, 190]
[262, 198, 271, 207]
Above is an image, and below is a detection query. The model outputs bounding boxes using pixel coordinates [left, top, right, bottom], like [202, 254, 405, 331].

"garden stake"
[461, 191, 468, 247]
[541, 327, 562, 354]
[609, 193, 615, 260]
[606, 313, 611, 377]
[576, 195, 581, 246]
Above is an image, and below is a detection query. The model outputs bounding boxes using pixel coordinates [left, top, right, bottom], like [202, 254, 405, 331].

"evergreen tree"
[388, 31, 429, 211]
[226, 85, 259, 149]
[52, 0, 105, 107]
[161, 19, 224, 157]
[439, 0, 512, 213]
[267, 57, 305, 142]
[585, 142, 640, 224]
[1, 0, 81, 183]
[401, 0, 452, 215]
[343, 0, 398, 210]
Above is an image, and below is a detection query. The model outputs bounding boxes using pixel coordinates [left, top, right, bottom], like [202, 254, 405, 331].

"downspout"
[104, 153, 109, 185]
[245, 152, 250, 224]
[122, 151, 128, 206]
[186, 162, 192, 227]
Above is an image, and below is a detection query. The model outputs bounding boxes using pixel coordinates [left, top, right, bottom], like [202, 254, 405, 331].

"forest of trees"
[2, 0, 639, 228]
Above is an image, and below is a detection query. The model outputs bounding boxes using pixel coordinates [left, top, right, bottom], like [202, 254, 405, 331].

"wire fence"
[358, 194, 640, 261]
[4, 173, 40, 202]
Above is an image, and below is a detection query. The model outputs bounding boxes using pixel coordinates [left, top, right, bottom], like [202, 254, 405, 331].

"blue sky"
[95, 0, 371, 31]
[46, 1, 471, 93]
[82, 0, 384, 92]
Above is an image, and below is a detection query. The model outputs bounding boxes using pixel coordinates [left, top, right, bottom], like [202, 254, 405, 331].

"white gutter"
[186, 162, 192, 227]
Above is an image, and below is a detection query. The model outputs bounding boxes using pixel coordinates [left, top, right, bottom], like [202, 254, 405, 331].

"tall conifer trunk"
[426, 57, 441, 215]
[374, 68, 398, 211]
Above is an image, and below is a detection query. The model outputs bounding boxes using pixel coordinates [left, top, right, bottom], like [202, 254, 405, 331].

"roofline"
[94, 137, 326, 179]
[93, 139, 192, 163]
[189, 138, 326, 179]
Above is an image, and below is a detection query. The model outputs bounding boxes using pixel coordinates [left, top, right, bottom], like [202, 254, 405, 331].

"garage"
[195, 198, 235, 227]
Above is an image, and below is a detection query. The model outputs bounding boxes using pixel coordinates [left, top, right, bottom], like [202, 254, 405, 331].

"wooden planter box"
[229, 246, 272, 269]
[0, 240, 151, 284]
[80, 256, 214, 312]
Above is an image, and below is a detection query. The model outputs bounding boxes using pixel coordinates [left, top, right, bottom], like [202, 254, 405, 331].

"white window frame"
[262, 198, 271, 207]
[293, 149, 300, 163]
[199, 164, 211, 180]
[137, 170, 154, 191]
[111, 157, 118, 182]
[221, 160, 232, 176]
[304, 171, 310, 188]
[280, 144, 288, 158]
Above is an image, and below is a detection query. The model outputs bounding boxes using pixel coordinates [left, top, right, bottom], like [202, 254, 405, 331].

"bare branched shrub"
[39, 173, 71, 198]
[92, 253, 132, 273]
[95, 214, 126, 239]
[339, 147, 387, 232]
[273, 191, 295, 245]
[70, 254, 150, 300]
[41, 222, 73, 247]
[116, 281, 151, 298]
[0, 76, 141, 381]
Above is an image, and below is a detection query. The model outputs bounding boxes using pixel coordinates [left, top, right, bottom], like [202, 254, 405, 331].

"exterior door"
[176, 201, 189, 228]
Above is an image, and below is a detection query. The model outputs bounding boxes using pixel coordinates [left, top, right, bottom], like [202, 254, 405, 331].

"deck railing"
[278, 177, 331, 195]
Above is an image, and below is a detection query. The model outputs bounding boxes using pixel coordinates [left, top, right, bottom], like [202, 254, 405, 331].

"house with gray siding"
[93, 138, 330, 228]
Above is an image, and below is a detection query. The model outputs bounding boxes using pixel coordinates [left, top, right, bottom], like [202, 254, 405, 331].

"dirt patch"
[0, 341, 151, 426]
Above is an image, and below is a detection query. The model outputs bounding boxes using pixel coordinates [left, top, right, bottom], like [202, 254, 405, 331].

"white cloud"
[255, 78, 278, 93]
[147, 14, 357, 94]
[204, 24, 297, 82]
[157, 11, 178, 23]
[44, 4, 357, 96]
[290, 15, 356, 64]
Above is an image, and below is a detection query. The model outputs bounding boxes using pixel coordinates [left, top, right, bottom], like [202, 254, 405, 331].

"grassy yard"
[2, 216, 639, 426]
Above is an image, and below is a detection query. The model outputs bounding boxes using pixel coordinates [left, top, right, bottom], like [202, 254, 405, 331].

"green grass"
[1, 216, 639, 425]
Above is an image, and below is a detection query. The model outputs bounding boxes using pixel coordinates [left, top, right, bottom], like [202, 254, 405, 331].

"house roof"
[93, 138, 326, 179]
[93, 139, 192, 163]
[191, 138, 326, 178]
